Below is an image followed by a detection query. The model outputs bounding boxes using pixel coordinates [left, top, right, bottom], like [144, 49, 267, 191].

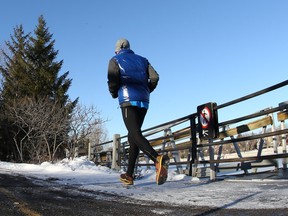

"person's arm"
[147, 62, 159, 93]
[107, 58, 120, 98]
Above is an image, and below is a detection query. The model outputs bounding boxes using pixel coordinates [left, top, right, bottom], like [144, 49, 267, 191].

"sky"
[1, 0, 288, 139]
[1, 156, 288, 210]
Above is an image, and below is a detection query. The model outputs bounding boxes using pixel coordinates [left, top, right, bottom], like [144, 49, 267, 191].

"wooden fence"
[93, 80, 288, 180]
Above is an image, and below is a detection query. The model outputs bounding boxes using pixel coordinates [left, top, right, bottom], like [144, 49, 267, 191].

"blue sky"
[1, 0, 288, 138]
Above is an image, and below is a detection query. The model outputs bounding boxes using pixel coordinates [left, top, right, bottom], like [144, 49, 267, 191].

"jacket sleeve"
[107, 58, 120, 98]
[147, 62, 159, 93]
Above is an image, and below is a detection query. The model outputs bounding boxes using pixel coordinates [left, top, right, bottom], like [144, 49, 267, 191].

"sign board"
[197, 102, 219, 139]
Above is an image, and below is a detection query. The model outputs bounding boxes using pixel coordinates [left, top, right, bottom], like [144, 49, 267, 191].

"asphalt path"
[0, 172, 287, 216]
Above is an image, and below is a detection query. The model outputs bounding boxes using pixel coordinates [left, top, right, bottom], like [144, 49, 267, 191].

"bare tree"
[6, 97, 107, 162]
[6, 97, 70, 163]
[67, 104, 107, 159]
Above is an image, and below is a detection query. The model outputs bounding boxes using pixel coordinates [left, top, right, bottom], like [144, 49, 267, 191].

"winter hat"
[115, 38, 130, 53]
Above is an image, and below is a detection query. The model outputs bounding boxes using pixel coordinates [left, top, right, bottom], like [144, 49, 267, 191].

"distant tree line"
[0, 15, 106, 163]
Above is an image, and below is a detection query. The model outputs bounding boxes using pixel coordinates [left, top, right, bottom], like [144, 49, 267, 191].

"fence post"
[189, 114, 197, 176]
[88, 142, 91, 160]
[209, 139, 216, 180]
[112, 134, 121, 170]
[280, 120, 287, 169]
[270, 112, 282, 170]
[165, 128, 183, 174]
[277, 110, 287, 169]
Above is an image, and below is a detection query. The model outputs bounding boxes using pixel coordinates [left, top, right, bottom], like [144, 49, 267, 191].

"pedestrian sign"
[197, 102, 219, 139]
[199, 107, 211, 129]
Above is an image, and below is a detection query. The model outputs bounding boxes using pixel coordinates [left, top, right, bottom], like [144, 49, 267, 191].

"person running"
[107, 38, 169, 185]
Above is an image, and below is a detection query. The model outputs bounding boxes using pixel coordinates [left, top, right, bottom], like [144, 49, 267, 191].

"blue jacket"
[112, 49, 150, 105]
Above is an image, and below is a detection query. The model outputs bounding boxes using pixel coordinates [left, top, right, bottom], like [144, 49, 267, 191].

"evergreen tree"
[0, 24, 30, 101]
[0, 24, 30, 161]
[0, 15, 78, 162]
[1, 15, 73, 105]
[26, 15, 72, 105]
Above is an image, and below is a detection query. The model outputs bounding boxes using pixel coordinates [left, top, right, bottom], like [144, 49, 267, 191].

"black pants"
[121, 106, 158, 177]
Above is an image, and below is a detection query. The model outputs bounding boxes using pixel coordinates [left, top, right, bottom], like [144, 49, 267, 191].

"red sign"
[199, 107, 211, 129]
[197, 102, 219, 139]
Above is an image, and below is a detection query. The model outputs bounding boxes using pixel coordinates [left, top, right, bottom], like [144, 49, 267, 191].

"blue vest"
[113, 49, 150, 107]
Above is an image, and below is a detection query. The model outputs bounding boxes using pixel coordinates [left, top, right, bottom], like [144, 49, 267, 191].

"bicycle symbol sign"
[199, 107, 211, 129]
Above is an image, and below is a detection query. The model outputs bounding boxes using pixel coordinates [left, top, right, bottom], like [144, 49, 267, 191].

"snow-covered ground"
[0, 156, 287, 210]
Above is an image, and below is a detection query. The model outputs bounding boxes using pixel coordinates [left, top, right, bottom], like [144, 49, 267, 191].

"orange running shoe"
[155, 155, 170, 185]
[120, 173, 134, 185]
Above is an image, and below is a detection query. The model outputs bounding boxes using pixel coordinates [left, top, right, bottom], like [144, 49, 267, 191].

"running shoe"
[155, 155, 170, 185]
[120, 173, 134, 185]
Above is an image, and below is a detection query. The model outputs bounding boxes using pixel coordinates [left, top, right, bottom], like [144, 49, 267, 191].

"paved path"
[0, 170, 287, 216]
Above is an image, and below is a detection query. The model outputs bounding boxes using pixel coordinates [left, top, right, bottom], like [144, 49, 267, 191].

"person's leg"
[121, 106, 158, 177]
[126, 135, 139, 177]
[121, 106, 169, 185]
[126, 107, 153, 177]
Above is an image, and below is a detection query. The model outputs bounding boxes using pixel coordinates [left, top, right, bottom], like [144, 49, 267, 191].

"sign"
[197, 102, 219, 139]
[199, 107, 211, 129]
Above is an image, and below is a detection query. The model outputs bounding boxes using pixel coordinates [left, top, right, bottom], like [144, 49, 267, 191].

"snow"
[1, 156, 288, 210]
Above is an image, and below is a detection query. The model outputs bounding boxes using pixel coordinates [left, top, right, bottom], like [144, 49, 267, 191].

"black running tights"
[121, 106, 158, 177]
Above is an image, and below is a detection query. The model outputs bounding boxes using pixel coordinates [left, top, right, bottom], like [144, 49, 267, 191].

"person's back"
[112, 49, 150, 104]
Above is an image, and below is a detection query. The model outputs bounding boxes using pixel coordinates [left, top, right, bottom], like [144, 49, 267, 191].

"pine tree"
[1, 16, 75, 105]
[0, 24, 30, 161]
[26, 15, 72, 105]
[0, 24, 31, 101]
[0, 15, 78, 162]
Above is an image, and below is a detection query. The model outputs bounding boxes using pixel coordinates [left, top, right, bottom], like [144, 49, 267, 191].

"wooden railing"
[94, 80, 288, 180]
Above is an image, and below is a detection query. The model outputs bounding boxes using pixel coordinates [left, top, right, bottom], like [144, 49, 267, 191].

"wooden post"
[88, 142, 91, 160]
[112, 134, 121, 170]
